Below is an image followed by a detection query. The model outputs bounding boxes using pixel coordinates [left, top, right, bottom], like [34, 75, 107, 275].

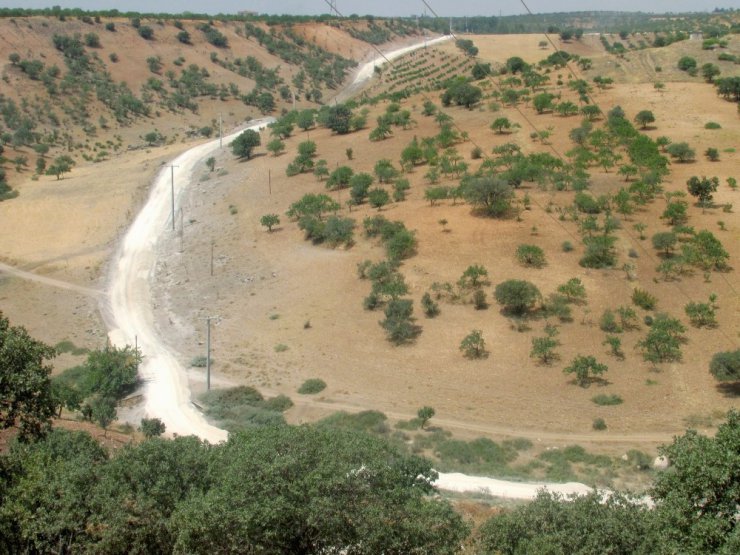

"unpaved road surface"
[0, 261, 103, 298]
[105, 118, 273, 443]
[103, 39, 597, 499]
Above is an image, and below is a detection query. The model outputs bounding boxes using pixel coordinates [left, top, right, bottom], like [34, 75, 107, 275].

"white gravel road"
[105, 118, 273, 443]
[104, 38, 595, 500]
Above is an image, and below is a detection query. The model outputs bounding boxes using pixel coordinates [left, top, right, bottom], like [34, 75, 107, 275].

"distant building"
[690, 32, 703, 41]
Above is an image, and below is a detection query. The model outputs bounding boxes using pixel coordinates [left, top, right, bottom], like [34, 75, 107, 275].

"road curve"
[105, 118, 273, 442]
[103, 38, 599, 498]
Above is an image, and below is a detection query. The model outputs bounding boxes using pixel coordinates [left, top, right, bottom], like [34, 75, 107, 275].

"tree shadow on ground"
[716, 382, 740, 398]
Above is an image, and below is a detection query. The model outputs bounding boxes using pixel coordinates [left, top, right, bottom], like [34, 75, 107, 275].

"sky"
[0, 1, 734, 16]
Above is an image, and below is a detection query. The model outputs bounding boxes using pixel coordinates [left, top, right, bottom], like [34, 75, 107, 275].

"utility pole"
[268, 169, 271, 195]
[203, 316, 220, 391]
[179, 208, 184, 253]
[210, 240, 215, 277]
[219, 113, 223, 149]
[167, 164, 179, 231]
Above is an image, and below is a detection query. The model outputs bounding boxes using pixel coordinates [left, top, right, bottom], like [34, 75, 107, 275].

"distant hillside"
[0, 12, 422, 198]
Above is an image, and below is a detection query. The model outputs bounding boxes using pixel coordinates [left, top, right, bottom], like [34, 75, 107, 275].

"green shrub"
[705, 121, 721, 130]
[515, 244, 546, 268]
[298, 378, 327, 394]
[54, 340, 89, 356]
[632, 288, 657, 310]
[261, 394, 293, 412]
[599, 310, 622, 333]
[591, 394, 623, 406]
[574, 192, 601, 214]
[421, 292, 440, 317]
[318, 410, 389, 435]
[190, 355, 209, 367]
[592, 418, 607, 430]
[709, 350, 740, 382]
[199, 386, 289, 431]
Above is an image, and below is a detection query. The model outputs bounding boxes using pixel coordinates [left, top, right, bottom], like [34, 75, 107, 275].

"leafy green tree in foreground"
[1, 427, 468, 554]
[478, 490, 657, 554]
[478, 411, 740, 553]
[0, 313, 56, 441]
[652, 410, 740, 554]
[172, 427, 467, 553]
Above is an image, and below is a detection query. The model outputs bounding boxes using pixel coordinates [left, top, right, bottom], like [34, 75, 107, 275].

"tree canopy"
[0, 313, 56, 441]
[231, 129, 261, 159]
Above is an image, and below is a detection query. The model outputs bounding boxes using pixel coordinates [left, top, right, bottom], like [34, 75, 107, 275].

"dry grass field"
[1, 26, 737, 461]
[150, 35, 739, 448]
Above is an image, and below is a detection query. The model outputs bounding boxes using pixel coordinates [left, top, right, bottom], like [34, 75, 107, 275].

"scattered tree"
[462, 176, 514, 218]
[421, 292, 440, 318]
[460, 330, 487, 359]
[557, 278, 587, 303]
[634, 110, 656, 129]
[260, 214, 280, 232]
[266, 138, 285, 156]
[46, 155, 75, 180]
[709, 350, 740, 382]
[231, 129, 261, 159]
[139, 417, 166, 438]
[417, 406, 435, 429]
[638, 314, 686, 363]
[494, 280, 541, 315]
[491, 117, 512, 134]
[530, 326, 560, 364]
[652, 231, 677, 256]
[686, 175, 719, 208]
[564, 355, 608, 387]
[380, 299, 420, 345]
[666, 142, 695, 163]
[515, 244, 546, 268]
[368, 188, 390, 210]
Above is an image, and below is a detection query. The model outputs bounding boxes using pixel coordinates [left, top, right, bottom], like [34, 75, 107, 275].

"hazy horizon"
[0, 0, 735, 17]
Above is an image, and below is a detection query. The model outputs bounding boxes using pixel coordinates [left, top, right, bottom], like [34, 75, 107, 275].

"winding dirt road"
[105, 118, 273, 442]
[104, 38, 607, 498]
